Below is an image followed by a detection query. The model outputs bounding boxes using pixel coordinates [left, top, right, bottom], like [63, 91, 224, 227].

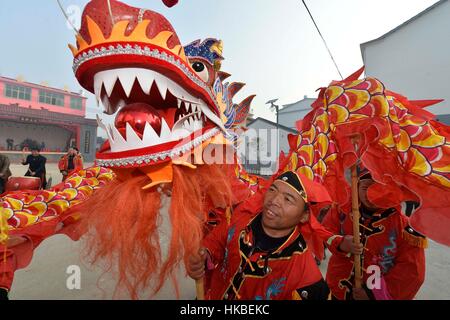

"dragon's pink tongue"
[115, 103, 162, 138]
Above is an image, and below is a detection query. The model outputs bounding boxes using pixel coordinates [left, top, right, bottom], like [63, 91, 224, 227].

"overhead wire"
[301, 0, 343, 79]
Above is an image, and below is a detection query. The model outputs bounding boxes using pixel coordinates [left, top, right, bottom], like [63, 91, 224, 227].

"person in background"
[322, 170, 426, 300]
[21, 148, 47, 189]
[0, 153, 12, 194]
[6, 138, 14, 151]
[58, 147, 83, 181]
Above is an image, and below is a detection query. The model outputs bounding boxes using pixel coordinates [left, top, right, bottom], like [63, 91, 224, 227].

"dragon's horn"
[228, 82, 245, 100]
[233, 95, 256, 127]
[217, 71, 232, 81]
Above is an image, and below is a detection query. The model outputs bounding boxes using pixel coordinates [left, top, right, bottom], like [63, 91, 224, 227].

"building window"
[39, 90, 65, 107]
[70, 97, 83, 110]
[4, 83, 32, 101]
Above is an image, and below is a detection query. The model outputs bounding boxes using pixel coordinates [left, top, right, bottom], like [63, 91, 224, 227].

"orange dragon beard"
[75, 164, 233, 299]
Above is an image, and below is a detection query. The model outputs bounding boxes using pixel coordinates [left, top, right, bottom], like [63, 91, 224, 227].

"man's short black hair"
[31, 147, 40, 152]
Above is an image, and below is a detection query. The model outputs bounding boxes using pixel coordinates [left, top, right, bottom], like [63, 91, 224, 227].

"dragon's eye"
[192, 62, 205, 72]
[191, 61, 209, 83]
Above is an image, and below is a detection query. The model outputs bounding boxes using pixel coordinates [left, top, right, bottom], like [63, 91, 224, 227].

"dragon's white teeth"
[167, 84, 195, 103]
[94, 76, 103, 103]
[182, 117, 203, 132]
[196, 120, 202, 131]
[117, 70, 136, 98]
[125, 122, 143, 146]
[95, 114, 101, 125]
[154, 74, 169, 100]
[177, 99, 182, 109]
[105, 125, 114, 142]
[96, 115, 108, 134]
[135, 69, 153, 95]
[109, 119, 209, 153]
[101, 96, 114, 115]
[193, 119, 202, 131]
[110, 125, 123, 144]
[169, 86, 181, 99]
[184, 102, 190, 113]
[108, 125, 115, 141]
[96, 68, 204, 103]
[199, 103, 226, 133]
[142, 121, 160, 143]
[170, 128, 190, 140]
[103, 73, 118, 98]
[160, 119, 171, 140]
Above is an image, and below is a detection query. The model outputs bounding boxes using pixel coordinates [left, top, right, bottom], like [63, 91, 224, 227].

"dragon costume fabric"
[278, 68, 450, 247]
[0, 167, 114, 294]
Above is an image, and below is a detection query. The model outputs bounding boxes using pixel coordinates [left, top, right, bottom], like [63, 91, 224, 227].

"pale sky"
[0, 0, 439, 136]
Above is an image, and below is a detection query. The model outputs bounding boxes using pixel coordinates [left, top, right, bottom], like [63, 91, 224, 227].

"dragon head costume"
[71, 0, 253, 179]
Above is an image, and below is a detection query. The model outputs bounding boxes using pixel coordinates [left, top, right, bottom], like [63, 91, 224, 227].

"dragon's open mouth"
[95, 68, 225, 163]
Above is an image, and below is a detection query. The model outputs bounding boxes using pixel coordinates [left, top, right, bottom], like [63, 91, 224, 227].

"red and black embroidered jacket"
[322, 207, 426, 300]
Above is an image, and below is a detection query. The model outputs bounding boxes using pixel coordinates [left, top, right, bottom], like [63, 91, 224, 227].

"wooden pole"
[196, 278, 205, 300]
[195, 247, 205, 300]
[351, 164, 362, 289]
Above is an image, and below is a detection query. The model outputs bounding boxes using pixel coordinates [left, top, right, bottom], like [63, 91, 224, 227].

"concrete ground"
[5, 163, 450, 300]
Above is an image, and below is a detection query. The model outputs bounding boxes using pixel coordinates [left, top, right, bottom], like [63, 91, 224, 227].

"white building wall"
[278, 98, 316, 129]
[239, 119, 295, 176]
[361, 0, 450, 116]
